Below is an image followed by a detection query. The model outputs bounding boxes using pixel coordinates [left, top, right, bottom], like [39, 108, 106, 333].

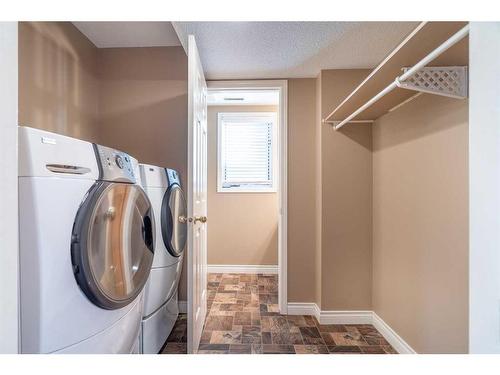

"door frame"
[207, 80, 288, 314]
[0, 22, 19, 354]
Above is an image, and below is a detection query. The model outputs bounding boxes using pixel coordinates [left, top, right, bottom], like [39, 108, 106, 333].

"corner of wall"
[314, 72, 323, 308]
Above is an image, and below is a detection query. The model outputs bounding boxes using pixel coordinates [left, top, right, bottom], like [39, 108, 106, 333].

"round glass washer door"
[71, 182, 155, 310]
[161, 184, 187, 257]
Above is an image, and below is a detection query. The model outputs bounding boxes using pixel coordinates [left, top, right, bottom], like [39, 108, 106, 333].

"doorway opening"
[206, 81, 288, 315]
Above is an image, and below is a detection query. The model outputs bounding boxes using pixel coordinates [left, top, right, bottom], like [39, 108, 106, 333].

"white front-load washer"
[18, 127, 155, 353]
[138, 164, 187, 354]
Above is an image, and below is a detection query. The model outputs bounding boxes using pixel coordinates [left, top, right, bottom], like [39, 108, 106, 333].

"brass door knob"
[178, 216, 192, 223]
[193, 216, 207, 224]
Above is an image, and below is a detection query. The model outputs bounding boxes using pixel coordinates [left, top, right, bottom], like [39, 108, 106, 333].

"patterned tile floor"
[162, 273, 396, 354]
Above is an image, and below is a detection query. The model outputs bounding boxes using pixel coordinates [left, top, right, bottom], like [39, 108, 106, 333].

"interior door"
[187, 35, 208, 354]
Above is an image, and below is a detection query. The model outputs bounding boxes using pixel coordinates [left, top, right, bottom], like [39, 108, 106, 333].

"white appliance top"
[18, 127, 99, 180]
[139, 163, 170, 189]
[18, 127, 141, 184]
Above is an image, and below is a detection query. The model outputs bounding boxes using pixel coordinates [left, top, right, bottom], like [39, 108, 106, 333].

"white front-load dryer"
[139, 164, 187, 354]
[18, 127, 155, 353]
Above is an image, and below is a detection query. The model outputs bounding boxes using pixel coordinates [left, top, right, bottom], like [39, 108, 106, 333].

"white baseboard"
[207, 264, 278, 274]
[319, 310, 373, 325]
[178, 300, 187, 314]
[372, 312, 416, 354]
[287, 303, 416, 354]
[287, 302, 320, 318]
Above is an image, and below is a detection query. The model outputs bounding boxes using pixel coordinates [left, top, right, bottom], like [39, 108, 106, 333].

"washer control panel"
[94, 144, 136, 183]
[166, 168, 181, 186]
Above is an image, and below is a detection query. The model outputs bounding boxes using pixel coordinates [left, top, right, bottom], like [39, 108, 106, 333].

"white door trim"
[0, 22, 19, 354]
[207, 80, 288, 314]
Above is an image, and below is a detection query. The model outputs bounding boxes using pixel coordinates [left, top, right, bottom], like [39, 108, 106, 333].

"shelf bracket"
[395, 66, 468, 99]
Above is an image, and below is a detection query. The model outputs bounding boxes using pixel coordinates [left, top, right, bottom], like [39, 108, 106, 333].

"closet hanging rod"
[332, 24, 470, 131]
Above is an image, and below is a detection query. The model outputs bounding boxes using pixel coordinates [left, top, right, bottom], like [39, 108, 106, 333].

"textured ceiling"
[73, 22, 180, 48]
[173, 22, 420, 79]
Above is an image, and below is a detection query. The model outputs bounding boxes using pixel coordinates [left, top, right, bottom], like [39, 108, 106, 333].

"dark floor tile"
[383, 345, 398, 354]
[360, 346, 386, 354]
[198, 350, 229, 354]
[252, 344, 263, 354]
[271, 331, 303, 345]
[208, 294, 216, 302]
[162, 343, 187, 354]
[199, 344, 230, 351]
[286, 315, 309, 328]
[266, 304, 280, 313]
[327, 345, 362, 354]
[243, 301, 260, 312]
[363, 334, 390, 346]
[213, 292, 238, 304]
[262, 344, 295, 354]
[260, 311, 281, 316]
[200, 330, 212, 344]
[210, 330, 242, 344]
[259, 294, 278, 304]
[242, 326, 262, 344]
[234, 311, 252, 326]
[208, 273, 223, 282]
[355, 325, 380, 336]
[236, 292, 252, 302]
[220, 277, 240, 285]
[219, 303, 244, 312]
[321, 332, 336, 346]
[262, 331, 272, 344]
[239, 275, 252, 282]
[299, 326, 325, 345]
[251, 312, 261, 326]
[303, 315, 317, 327]
[229, 344, 252, 354]
[330, 331, 368, 346]
[294, 345, 329, 354]
[208, 282, 220, 290]
[261, 315, 288, 332]
[316, 324, 347, 333]
[166, 325, 187, 343]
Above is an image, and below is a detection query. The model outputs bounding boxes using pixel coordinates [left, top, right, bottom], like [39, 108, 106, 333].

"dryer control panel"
[93, 144, 136, 183]
[166, 168, 181, 186]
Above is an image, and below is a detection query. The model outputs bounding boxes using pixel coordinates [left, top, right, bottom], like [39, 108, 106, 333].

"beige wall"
[18, 22, 190, 301]
[287, 79, 317, 302]
[287, 71, 373, 309]
[18, 22, 100, 142]
[97, 47, 188, 187]
[207, 105, 278, 266]
[372, 94, 469, 353]
[319, 70, 373, 310]
[97, 46, 189, 300]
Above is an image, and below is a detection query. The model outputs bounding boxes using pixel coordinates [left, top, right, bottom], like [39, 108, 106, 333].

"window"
[218, 112, 277, 192]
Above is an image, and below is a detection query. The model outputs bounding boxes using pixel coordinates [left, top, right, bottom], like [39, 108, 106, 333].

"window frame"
[217, 112, 278, 193]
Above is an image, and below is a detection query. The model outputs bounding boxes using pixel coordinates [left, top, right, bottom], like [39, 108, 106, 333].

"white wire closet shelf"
[323, 22, 469, 130]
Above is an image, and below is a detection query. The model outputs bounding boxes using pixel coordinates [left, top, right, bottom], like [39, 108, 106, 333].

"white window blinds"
[218, 113, 277, 192]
